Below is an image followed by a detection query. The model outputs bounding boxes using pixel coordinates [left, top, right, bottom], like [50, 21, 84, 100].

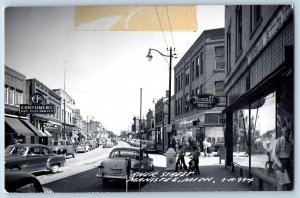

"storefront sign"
[247, 6, 292, 65]
[20, 104, 55, 114]
[189, 94, 220, 110]
[31, 93, 44, 104]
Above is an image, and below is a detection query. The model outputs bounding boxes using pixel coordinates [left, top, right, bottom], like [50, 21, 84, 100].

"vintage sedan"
[5, 144, 66, 174]
[76, 143, 89, 153]
[5, 171, 53, 193]
[96, 147, 154, 184]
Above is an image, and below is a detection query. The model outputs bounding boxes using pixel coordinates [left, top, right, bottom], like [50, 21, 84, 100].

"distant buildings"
[4, 66, 105, 147]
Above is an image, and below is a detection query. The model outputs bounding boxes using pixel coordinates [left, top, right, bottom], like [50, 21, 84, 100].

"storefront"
[223, 5, 293, 190]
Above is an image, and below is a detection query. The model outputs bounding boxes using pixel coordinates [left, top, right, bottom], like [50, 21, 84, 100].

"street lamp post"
[146, 47, 176, 150]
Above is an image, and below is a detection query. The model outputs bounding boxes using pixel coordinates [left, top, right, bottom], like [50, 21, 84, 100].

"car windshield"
[109, 150, 140, 159]
[5, 146, 28, 155]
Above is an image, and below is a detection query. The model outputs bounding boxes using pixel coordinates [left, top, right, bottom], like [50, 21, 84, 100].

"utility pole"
[87, 116, 89, 141]
[63, 99, 66, 143]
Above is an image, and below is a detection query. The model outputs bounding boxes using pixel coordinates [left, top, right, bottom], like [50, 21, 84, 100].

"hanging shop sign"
[189, 93, 220, 110]
[19, 92, 55, 114]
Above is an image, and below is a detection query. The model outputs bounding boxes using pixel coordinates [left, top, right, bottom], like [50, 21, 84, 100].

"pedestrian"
[203, 138, 208, 157]
[273, 126, 293, 190]
[172, 138, 176, 151]
[187, 146, 200, 174]
[175, 145, 188, 172]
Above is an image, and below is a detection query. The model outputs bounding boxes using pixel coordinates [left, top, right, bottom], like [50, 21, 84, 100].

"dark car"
[5, 171, 53, 193]
[49, 140, 76, 158]
[5, 144, 66, 174]
[141, 140, 156, 152]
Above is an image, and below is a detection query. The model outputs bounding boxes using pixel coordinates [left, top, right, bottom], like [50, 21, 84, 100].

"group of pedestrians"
[175, 144, 200, 175]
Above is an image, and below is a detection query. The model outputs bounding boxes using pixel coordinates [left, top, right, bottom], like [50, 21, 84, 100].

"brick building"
[223, 5, 293, 190]
[173, 28, 226, 151]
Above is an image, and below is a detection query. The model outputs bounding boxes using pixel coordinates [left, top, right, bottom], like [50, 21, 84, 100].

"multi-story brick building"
[53, 89, 75, 142]
[4, 66, 36, 146]
[223, 5, 293, 190]
[26, 78, 61, 145]
[173, 28, 226, 151]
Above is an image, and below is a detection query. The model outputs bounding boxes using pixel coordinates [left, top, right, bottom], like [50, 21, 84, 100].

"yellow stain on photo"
[75, 6, 197, 31]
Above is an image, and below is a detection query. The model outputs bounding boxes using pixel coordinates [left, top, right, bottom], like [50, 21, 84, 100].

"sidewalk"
[144, 153, 252, 192]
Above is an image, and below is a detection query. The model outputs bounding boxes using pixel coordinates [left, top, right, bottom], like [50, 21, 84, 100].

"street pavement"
[38, 141, 252, 192]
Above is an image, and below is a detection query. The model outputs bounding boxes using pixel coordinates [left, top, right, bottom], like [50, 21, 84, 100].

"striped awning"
[21, 119, 46, 137]
[43, 129, 52, 137]
[5, 116, 35, 136]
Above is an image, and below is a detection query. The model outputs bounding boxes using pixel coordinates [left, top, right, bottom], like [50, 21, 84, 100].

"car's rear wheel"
[102, 178, 109, 185]
[50, 164, 59, 173]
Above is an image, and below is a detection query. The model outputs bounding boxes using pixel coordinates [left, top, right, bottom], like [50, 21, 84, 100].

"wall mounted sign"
[19, 104, 55, 114]
[19, 92, 55, 114]
[31, 92, 44, 104]
[189, 93, 220, 110]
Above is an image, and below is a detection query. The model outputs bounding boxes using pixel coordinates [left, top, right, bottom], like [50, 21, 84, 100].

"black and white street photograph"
[2, 2, 295, 193]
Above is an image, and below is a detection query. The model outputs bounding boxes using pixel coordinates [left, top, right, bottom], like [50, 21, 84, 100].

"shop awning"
[5, 116, 35, 136]
[43, 129, 52, 137]
[79, 131, 87, 139]
[21, 119, 46, 137]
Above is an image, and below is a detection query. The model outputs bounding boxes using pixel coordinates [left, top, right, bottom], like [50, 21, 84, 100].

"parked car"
[5, 170, 53, 193]
[111, 138, 118, 146]
[96, 147, 154, 184]
[49, 140, 76, 158]
[76, 143, 89, 153]
[102, 139, 113, 148]
[87, 140, 97, 150]
[5, 144, 66, 174]
[141, 140, 156, 152]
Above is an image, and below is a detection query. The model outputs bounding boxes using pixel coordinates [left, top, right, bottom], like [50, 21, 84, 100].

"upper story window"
[185, 68, 190, 86]
[236, 6, 243, 57]
[14, 90, 23, 107]
[200, 85, 203, 94]
[191, 61, 195, 82]
[215, 81, 225, 96]
[196, 57, 200, 78]
[226, 27, 232, 74]
[9, 88, 14, 106]
[215, 46, 225, 70]
[5, 86, 8, 105]
[200, 53, 204, 74]
[195, 87, 200, 95]
[250, 5, 261, 33]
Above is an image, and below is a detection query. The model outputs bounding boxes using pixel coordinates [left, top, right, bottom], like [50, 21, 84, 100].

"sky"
[5, 5, 225, 135]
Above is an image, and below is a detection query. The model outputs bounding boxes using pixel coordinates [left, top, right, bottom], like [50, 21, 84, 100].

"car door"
[25, 147, 44, 172]
[40, 146, 54, 170]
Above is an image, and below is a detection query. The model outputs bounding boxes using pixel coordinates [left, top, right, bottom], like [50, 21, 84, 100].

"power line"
[155, 6, 168, 49]
[166, 6, 176, 50]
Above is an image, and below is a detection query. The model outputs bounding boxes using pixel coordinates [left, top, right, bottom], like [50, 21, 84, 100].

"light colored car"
[96, 147, 154, 184]
[5, 144, 66, 174]
[76, 143, 89, 153]
[102, 139, 113, 148]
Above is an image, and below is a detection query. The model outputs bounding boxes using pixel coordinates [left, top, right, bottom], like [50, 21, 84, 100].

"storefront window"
[250, 92, 276, 173]
[233, 105, 249, 168]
